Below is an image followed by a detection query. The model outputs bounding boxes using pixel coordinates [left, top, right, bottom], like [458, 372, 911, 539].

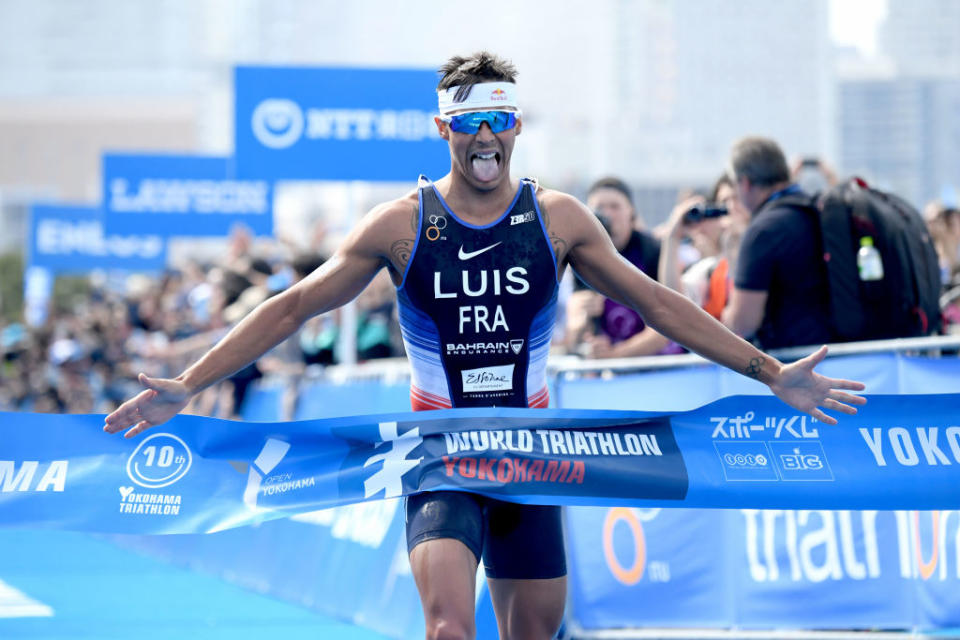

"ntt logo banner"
[103, 154, 273, 237]
[234, 66, 448, 181]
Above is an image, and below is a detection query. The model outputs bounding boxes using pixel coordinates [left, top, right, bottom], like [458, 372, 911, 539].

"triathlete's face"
[436, 112, 521, 191]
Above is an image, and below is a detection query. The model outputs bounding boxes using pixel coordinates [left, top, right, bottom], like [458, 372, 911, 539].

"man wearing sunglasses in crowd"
[104, 51, 866, 639]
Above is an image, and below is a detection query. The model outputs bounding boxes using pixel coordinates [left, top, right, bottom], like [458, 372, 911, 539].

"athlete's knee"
[504, 610, 563, 640]
[424, 615, 475, 640]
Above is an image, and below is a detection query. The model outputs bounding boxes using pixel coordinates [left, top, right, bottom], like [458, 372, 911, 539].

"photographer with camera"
[722, 136, 832, 349]
[565, 176, 671, 358]
[659, 175, 751, 320]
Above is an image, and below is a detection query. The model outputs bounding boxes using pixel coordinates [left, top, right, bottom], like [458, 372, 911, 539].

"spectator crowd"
[2, 137, 958, 417]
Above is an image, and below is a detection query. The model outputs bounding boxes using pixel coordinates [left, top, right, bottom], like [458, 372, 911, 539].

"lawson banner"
[2, 394, 959, 535]
[28, 204, 167, 273]
[103, 153, 273, 237]
[234, 66, 448, 181]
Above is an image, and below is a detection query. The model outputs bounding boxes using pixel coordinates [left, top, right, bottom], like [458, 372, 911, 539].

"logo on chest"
[461, 364, 515, 392]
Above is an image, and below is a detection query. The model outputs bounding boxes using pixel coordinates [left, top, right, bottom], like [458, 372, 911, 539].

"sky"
[829, 0, 888, 56]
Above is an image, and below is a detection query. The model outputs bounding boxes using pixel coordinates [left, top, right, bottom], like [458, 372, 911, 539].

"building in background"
[838, 79, 960, 208]
[6, 0, 960, 241]
[836, 1, 960, 208]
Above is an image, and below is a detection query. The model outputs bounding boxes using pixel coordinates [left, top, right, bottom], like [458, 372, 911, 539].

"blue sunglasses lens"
[447, 111, 516, 134]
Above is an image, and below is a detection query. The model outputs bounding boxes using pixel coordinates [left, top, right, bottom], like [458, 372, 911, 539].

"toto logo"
[251, 98, 305, 149]
[126, 433, 192, 488]
[723, 452, 768, 467]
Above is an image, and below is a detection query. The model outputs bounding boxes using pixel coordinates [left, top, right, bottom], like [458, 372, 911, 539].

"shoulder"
[535, 186, 592, 226]
[344, 189, 419, 258]
[367, 189, 419, 225]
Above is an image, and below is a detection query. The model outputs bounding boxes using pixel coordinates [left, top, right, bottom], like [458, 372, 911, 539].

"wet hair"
[729, 137, 790, 187]
[587, 176, 634, 206]
[437, 51, 518, 103]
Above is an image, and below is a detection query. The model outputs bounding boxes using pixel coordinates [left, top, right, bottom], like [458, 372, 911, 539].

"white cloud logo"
[251, 98, 305, 149]
[363, 421, 423, 499]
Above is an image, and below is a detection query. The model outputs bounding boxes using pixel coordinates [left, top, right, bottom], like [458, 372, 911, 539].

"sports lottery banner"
[234, 66, 448, 181]
[1, 394, 958, 535]
[27, 204, 166, 273]
[102, 153, 273, 236]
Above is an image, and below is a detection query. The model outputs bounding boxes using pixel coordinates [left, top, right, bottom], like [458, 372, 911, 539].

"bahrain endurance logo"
[362, 421, 424, 499]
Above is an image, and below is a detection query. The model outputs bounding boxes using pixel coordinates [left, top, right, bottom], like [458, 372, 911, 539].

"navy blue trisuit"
[397, 177, 566, 579]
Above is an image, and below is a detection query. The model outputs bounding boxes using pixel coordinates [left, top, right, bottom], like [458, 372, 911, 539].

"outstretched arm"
[104, 200, 411, 437]
[550, 192, 865, 423]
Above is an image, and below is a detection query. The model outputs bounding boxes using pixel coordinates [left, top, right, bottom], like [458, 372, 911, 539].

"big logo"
[251, 98, 305, 149]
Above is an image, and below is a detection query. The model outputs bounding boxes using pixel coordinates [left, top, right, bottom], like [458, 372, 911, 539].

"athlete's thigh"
[481, 498, 566, 580]
[406, 491, 483, 635]
[481, 499, 567, 638]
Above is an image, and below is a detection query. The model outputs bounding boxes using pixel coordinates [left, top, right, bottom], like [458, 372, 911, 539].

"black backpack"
[781, 178, 942, 342]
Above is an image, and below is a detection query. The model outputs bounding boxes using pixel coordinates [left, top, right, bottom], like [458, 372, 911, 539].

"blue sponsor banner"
[565, 506, 960, 631]
[103, 153, 273, 236]
[1, 394, 959, 535]
[234, 66, 448, 181]
[27, 204, 166, 273]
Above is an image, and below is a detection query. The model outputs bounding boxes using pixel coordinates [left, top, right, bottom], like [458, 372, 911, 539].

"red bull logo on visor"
[490, 88, 507, 100]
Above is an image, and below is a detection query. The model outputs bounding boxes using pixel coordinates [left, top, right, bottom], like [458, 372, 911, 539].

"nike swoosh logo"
[458, 242, 502, 260]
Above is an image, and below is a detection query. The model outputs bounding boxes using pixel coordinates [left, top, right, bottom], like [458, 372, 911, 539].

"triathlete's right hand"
[103, 373, 193, 438]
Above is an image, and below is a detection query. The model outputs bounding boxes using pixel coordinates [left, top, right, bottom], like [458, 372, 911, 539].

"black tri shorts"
[405, 490, 566, 580]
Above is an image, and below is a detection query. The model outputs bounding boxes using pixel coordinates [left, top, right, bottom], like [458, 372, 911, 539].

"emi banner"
[1, 394, 958, 534]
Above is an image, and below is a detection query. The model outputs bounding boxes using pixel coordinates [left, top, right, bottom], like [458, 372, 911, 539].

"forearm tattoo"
[745, 356, 766, 380]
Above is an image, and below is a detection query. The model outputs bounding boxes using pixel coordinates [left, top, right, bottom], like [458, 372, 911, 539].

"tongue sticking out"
[471, 154, 499, 182]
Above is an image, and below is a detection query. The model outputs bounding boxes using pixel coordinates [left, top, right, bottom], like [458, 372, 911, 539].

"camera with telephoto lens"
[594, 210, 613, 236]
[683, 203, 728, 224]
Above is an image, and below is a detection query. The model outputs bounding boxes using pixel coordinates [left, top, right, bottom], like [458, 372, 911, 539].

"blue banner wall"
[234, 66, 448, 181]
[68, 354, 960, 636]
[103, 153, 273, 237]
[27, 204, 166, 273]
[565, 507, 960, 631]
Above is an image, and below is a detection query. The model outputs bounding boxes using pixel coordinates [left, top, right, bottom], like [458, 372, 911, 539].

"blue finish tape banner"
[27, 204, 167, 273]
[234, 66, 448, 181]
[103, 153, 273, 237]
[1, 394, 958, 534]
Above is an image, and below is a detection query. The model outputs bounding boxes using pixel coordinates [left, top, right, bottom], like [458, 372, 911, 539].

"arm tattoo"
[745, 356, 766, 380]
[539, 197, 569, 263]
[388, 204, 419, 274]
[390, 239, 414, 272]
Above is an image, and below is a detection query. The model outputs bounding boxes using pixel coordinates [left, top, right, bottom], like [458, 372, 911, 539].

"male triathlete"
[105, 52, 866, 640]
